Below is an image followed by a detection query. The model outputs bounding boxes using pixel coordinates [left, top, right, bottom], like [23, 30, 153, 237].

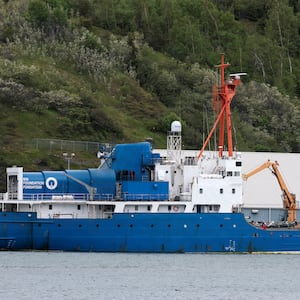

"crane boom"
[243, 160, 297, 223]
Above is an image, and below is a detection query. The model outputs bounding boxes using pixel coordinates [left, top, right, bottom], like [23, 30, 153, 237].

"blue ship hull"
[1, 212, 300, 253]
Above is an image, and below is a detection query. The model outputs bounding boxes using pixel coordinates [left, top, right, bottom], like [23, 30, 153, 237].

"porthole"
[58, 224, 61, 227]
[96, 224, 100, 228]
[220, 224, 223, 228]
[168, 224, 171, 228]
[78, 224, 82, 228]
[196, 224, 200, 228]
[150, 224, 154, 228]
[130, 224, 133, 228]
[117, 224, 121, 228]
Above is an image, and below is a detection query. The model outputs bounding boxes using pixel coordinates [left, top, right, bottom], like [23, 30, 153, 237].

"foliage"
[233, 81, 299, 152]
[0, 0, 299, 174]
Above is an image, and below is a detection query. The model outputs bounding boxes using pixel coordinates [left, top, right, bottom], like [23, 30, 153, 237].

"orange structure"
[243, 160, 297, 223]
[197, 54, 243, 159]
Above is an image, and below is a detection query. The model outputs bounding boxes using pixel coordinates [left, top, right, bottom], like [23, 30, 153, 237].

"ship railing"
[22, 193, 89, 201]
[4, 192, 170, 202]
[21, 193, 116, 201]
[93, 194, 115, 201]
[4, 193, 19, 200]
[183, 156, 197, 166]
[122, 193, 169, 201]
[0, 193, 20, 200]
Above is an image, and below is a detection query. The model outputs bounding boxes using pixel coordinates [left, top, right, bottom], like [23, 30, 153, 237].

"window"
[77, 205, 81, 210]
[232, 188, 236, 194]
[234, 171, 240, 176]
[236, 161, 242, 166]
[227, 171, 233, 176]
[220, 188, 223, 194]
[49, 205, 52, 210]
[199, 188, 203, 194]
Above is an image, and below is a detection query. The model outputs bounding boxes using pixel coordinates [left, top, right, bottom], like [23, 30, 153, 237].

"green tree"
[27, 0, 50, 26]
[264, 0, 298, 92]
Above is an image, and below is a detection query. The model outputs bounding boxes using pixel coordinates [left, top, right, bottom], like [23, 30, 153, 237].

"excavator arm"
[243, 160, 297, 223]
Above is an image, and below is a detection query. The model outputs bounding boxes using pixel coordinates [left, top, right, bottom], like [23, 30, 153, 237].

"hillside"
[0, 0, 299, 187]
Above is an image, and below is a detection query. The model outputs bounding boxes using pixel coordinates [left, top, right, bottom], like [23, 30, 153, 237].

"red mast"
[197, 54, 241, 159]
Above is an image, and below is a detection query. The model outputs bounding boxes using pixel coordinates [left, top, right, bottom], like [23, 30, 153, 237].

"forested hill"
[0, 0, 299, 172]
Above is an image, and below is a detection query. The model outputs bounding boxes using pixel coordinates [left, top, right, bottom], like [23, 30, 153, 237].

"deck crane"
[243, 160, 297, 223]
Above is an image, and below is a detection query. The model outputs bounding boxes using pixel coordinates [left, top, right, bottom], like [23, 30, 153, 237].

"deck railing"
[1, 193, 170, 201]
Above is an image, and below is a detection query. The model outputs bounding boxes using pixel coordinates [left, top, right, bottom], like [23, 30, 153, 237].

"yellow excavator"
[243, 160, 297, 223]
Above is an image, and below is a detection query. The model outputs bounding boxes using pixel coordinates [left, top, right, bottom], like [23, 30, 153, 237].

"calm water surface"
[0, 252, 299, 300]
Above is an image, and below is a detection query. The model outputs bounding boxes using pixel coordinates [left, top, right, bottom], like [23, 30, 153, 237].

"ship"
[0, 55, 299, 253]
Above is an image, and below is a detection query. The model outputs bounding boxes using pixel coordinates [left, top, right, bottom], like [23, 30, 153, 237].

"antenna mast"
[197, 54, 243, 159]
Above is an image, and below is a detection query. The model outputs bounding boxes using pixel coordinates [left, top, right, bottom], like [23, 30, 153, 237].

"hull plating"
[1, 212, 300, 253]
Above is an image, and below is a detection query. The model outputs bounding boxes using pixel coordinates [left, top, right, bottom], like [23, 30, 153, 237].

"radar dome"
[171, 121, 182, 132]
